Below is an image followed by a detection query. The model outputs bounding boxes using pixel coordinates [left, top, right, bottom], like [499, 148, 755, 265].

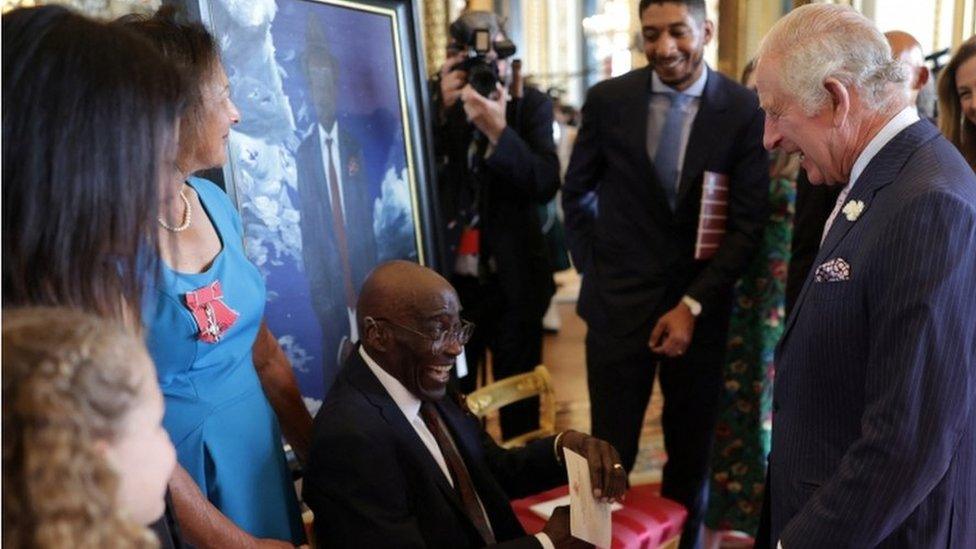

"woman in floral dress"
[703, 60, 799, 543]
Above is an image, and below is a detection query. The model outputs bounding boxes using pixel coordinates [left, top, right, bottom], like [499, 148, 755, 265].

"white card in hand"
[528, 494, 622, 520]
[564, 448, 613, 548]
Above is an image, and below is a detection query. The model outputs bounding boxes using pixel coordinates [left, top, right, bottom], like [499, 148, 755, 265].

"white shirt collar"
[651, 64, 708, 97]
[360, 346, 422, 421]
[318, 120, 338, 144]
[848, 105, 919, 188]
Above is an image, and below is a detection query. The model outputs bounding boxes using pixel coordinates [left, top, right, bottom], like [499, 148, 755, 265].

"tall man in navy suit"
[755, 5, 976, 548]
[562, 1, 768, 547]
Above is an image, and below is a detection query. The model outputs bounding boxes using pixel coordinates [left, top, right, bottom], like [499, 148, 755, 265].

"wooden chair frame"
[465, 365, 557, 449]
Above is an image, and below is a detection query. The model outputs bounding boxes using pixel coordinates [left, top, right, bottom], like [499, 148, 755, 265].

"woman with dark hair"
[122, 8, 310, 546]
[2, 5, 186, 547]
[2, 4, 182, 323]
[938, 35, 976, 171]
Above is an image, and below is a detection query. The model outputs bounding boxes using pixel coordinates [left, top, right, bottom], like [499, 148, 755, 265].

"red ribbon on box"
[184, 280, 239, 343]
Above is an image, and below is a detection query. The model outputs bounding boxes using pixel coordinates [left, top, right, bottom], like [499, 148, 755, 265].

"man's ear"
[363, 319, 389, 353]
[824, 77, 850, 127]
[916, 66, 930, 90]
[702, 19, 715, 46]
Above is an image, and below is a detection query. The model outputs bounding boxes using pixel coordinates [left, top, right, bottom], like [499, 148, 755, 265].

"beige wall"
[718, 0, 788, 81]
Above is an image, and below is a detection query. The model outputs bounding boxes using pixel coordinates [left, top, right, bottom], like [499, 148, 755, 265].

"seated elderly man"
[303, 260, 628, 548]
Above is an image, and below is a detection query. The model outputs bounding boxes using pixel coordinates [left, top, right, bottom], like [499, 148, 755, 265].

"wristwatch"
[681, 295, 702, 317]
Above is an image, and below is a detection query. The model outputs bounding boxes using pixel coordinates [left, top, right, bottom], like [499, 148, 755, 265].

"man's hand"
[649, 302, 696, 357]
[541, 506, 594, 549]
[460, 83, 508, 144]
[438, 52, 468, 112]
[558, 430, 628, 502]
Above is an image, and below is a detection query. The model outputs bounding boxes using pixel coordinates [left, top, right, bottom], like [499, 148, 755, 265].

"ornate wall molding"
[2, 0, 159, 17]
[422, 0, 449, 75]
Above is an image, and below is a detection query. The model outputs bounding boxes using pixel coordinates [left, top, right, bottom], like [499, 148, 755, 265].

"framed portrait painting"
[180, 0, 439, 406]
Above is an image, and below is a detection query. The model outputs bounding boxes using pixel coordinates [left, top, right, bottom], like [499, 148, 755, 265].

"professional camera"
[448, 12, 516, 98]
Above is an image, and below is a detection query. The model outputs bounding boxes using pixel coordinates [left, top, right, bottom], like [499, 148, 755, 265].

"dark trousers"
[586, 323, 726, 549]
[754, 467, 773, 548]
[453, 274, 542, 439]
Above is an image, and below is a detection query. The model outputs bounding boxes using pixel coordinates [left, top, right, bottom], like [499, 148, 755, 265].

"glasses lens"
[429, 321, 476, 354]
[457, 321, 475, 345]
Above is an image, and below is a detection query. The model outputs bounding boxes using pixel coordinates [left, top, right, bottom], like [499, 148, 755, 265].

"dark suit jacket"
[562, 66, 769, 342]
[784, 170, 842, 316]
[435, 86, 560, 321]
[296, 125, 377, 391]
[303, 351, 566, 548]
[770, 120, 976, 548]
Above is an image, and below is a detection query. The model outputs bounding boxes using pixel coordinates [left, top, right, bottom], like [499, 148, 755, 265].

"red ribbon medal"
[183, 280, 239, 343]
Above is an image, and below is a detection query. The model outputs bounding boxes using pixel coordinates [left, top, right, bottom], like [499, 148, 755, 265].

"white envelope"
[564, 448, 614, 548]
[529, 494, 622, 520]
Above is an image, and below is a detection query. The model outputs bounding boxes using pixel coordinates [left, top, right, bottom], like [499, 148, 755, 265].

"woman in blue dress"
[125, 9, 312, 547]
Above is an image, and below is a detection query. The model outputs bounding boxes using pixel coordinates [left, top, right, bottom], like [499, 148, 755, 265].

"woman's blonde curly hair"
[2, 307, 159, 548]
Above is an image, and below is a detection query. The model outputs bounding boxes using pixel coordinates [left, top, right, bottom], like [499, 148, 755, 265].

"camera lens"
[468, 62, 499, 98]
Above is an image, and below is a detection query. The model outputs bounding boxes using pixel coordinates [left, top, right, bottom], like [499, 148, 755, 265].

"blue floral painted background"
[202, 0, 419, 410]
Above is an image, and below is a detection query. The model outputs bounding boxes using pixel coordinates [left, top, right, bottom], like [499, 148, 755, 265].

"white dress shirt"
[820, 106, 920, 244]
[359, 348, 555, 548]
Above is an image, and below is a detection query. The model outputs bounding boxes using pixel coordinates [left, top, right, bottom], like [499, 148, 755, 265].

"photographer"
[431, 11, 559, 439]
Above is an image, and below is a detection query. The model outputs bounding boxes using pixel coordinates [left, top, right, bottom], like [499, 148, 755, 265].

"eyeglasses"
[367, 317, 475, 353]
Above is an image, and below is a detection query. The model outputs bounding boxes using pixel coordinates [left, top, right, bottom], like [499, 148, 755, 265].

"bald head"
[357, 260, 456, 333]
[885, 30, 929, 102]
[885, 31, 923, 65]
[357, 260, 462, 401]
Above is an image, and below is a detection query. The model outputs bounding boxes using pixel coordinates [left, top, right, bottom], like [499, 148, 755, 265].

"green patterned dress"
[704, 173, 796, 535]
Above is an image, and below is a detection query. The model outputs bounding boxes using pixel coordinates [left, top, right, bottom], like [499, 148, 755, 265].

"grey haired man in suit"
[755, 4, 976, 548]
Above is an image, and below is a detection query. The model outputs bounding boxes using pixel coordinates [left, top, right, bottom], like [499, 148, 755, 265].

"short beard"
[655, 47, 705, 89]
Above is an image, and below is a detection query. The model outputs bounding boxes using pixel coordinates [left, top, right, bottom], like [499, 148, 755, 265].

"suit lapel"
[346, 354, 467, 515]
[338, 128, 363, 225]
[777, 120, 940, 350]
[435, 395, 518, 539]
[676, 69, 728, 207]
[302, 130, 338, 236]
[435, 396, 491, 489]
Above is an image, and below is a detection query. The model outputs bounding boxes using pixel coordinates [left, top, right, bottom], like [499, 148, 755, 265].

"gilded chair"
[465, 365, 556, 448]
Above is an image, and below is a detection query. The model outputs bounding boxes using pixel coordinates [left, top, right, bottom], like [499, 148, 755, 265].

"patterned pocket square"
[815, 257, 851, 282]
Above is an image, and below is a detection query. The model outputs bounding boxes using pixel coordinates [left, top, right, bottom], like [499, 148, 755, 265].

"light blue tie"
[654, 92, 691, 209]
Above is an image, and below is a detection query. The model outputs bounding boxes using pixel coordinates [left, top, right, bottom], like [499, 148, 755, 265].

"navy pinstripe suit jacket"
[769, 120, 976, 548]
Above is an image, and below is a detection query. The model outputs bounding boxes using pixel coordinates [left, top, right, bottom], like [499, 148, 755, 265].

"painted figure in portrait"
[196, 0, 426, 403]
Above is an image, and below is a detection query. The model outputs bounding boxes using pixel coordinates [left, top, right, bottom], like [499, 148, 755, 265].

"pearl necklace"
[158, 188, 192, 232]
